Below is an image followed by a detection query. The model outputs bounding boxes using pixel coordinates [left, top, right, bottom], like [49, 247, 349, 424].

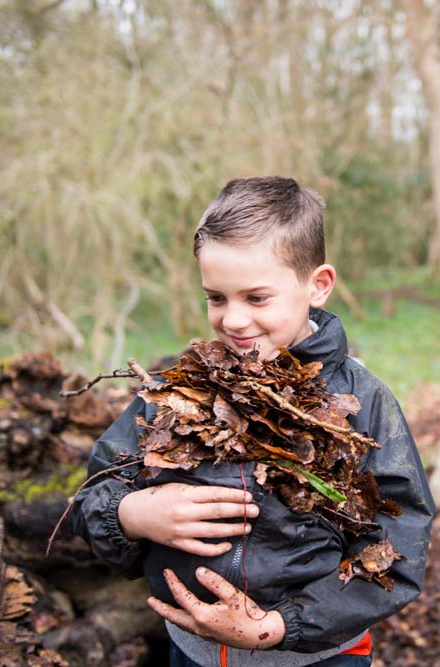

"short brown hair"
[194, 176, 325, 281]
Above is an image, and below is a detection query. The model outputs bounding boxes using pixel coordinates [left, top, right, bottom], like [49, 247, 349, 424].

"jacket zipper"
[228, 538, 243, 586]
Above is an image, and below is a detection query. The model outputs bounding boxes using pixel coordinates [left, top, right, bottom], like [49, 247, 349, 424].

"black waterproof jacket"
[71, 309, 436, 653]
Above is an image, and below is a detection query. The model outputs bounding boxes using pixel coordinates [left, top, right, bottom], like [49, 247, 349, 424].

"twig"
[60, 369, 137, 397]
[59, 358, 154, 398]
[128, 357, 153, 385]
[323, 506, 380, 531]
[235, 377, 379, 448]
[45, 456, 143, 556]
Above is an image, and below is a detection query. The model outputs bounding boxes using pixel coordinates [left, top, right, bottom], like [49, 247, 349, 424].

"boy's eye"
[247, 295, 268, 304]
[205, 295, 225, 304]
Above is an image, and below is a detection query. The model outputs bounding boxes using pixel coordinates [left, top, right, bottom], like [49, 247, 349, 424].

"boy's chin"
[261, 347, 283, 362]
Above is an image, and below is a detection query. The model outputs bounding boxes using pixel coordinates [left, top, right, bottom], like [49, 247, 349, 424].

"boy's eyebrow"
[202, 286, 273, 293]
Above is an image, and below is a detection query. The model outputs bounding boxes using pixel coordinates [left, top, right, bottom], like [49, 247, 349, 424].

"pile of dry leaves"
[94, 340, 402, 588]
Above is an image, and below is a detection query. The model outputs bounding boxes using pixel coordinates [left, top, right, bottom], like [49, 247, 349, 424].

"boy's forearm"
[71, 478, 146, 580]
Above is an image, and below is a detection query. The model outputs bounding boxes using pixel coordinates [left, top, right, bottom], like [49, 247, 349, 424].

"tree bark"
[401, 0, 440, 270]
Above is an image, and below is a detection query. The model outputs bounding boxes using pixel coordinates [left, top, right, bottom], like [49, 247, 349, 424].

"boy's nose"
[222, 305, 251, 331]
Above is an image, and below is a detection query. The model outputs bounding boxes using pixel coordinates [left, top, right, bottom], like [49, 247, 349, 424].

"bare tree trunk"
[401, 0, 440, 270]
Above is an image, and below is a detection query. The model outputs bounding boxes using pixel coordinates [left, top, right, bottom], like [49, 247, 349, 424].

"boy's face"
[198, 239, 320, 361]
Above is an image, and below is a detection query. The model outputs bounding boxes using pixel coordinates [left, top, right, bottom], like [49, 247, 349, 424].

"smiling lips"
[230, 335, 262, 348]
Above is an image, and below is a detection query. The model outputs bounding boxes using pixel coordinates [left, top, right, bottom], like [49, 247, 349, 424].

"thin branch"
[128, 357, 153, 385]
[46, 456, 143, 556]
[59, 369, 137, 397]
[237, 377, 379, 448]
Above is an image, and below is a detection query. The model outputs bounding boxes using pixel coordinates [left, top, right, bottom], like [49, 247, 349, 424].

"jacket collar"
[288, 308, 348, 382]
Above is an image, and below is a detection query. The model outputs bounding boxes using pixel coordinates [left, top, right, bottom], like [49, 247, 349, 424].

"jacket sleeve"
[70, 395, 152, 580]
[273, 374, 436, 653]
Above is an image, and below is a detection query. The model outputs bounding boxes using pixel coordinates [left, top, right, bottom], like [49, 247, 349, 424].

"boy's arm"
[70, 396, 148, 579]
[273, 381, 436, 652]
[71, 396, 258, 578]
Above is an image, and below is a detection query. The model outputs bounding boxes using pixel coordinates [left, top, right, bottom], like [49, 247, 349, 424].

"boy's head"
[194, 176, 325, 281]
[194, 176, 336, 361]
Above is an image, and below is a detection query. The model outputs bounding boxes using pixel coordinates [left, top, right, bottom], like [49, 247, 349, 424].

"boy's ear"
[309, 264, 336, 307]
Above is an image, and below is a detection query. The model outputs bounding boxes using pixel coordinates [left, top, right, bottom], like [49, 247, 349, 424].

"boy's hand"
[117, 483, 259, 556]
[147, 567, 286, 649]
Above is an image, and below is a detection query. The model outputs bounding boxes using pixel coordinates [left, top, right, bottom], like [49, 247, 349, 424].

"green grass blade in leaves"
[275, 460, 347, 503]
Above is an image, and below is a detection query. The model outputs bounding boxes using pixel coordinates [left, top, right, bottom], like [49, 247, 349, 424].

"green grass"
[328, 283, 440, 406]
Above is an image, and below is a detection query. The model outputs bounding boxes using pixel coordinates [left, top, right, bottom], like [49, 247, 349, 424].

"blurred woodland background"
[0, 0, 439, 395]
[1, 2, 440, 667]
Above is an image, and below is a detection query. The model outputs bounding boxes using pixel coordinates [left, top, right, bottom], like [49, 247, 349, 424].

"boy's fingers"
[189, 486, 253, 504]
[195, 567, 240, 601]
[163, 569, 206, 612]
[147, 596, 195, 631]
[188, 521, 252, 539]
[174, 538, 233, 557]
[191, 502, 258, 521]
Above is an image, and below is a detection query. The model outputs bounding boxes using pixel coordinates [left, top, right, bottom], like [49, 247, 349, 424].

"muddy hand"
[147, 567, 285, 649]
[118, 483, 259, 556]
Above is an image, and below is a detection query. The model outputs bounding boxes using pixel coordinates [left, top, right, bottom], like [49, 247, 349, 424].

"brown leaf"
[200, 427, 234, 448]
[0, 566, 34, 621]
[339, 538, 403, 590]
[253, 440, 313, 464]
[192, 340, 237, 370]
[144, 428, 176, 452]
[140, 388, 209, 423]
[213, 393, 248, 433]
[173, 385, 214, 406]
[143, 452, 192, 470]
[326, 393, 361, 417]
[358, 539, 403, 573]
[298, 361, 323, 380]
[379, 498, 403, 516]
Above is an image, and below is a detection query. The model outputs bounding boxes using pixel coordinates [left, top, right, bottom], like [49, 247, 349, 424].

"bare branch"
[59, 369, 136, 398]
[237, 377, 379, 448]
[23, 273, 85, 350]
[127, 357, 153, 385]
[46, 456, 143, 556]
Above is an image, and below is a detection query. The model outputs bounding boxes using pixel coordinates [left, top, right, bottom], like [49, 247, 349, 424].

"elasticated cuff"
[272, 599, 302, 650]
[104, 487, 141, 553]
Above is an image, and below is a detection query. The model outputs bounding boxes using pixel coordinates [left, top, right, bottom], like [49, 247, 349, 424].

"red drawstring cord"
[239, 463, 267, 621]
[220, 464, 268, 666]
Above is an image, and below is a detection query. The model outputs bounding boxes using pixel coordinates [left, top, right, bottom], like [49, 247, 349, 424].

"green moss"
[0, 356, 16, 374]
[0, 465, 87, 504]
[0, 489, 16, 502]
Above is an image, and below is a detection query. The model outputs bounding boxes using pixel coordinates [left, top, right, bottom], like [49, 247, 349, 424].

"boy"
[72, 177, 435, 667]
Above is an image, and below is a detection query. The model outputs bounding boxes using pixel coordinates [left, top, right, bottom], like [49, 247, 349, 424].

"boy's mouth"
[230, 335, 262, 348]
